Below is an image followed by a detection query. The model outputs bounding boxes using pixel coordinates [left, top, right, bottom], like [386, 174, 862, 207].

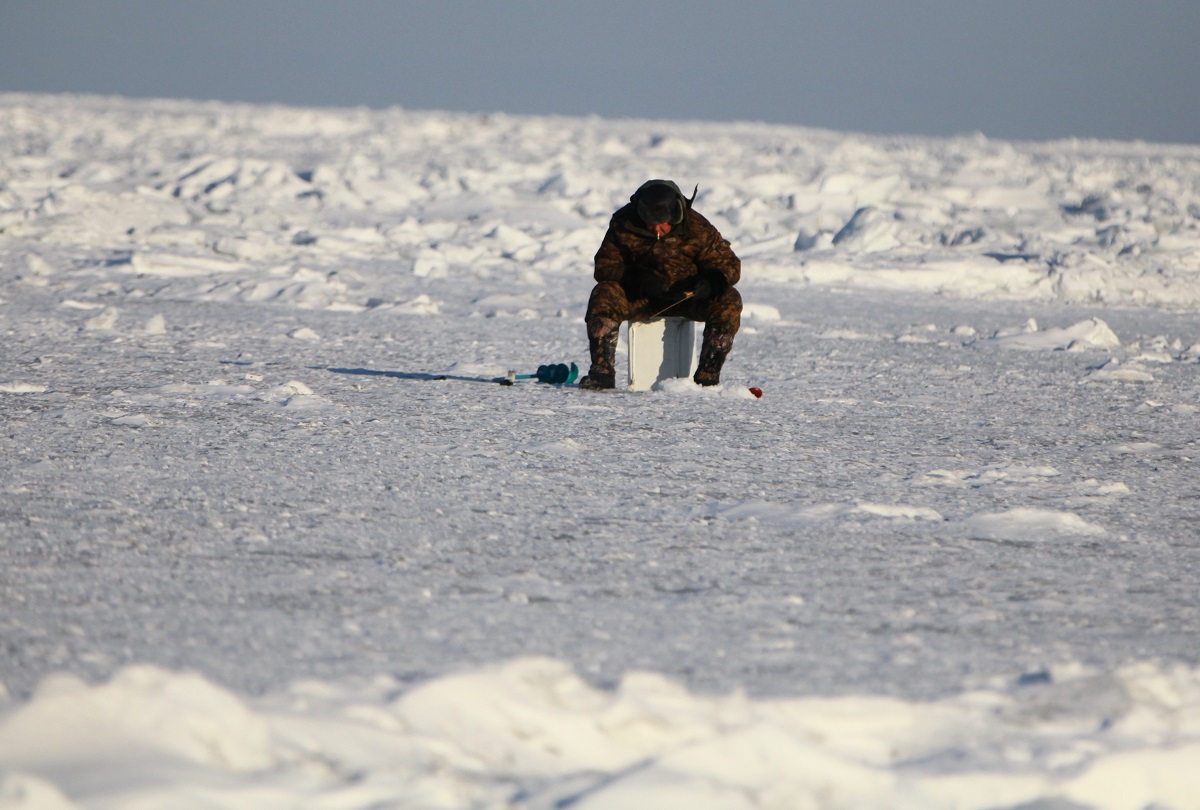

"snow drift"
[3, 659, 1200, 809]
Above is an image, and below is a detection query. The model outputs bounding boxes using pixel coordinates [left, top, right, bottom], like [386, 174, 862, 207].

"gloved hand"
[689, 277, 713, 299]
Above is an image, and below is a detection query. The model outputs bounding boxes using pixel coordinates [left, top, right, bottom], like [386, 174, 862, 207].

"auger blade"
[512, 362, 580, 384]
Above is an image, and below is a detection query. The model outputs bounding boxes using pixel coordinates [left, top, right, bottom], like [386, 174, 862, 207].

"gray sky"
[2, 1, 1198, 144]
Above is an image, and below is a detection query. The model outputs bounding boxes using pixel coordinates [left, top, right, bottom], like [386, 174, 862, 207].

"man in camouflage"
[580, 179, 742, 390]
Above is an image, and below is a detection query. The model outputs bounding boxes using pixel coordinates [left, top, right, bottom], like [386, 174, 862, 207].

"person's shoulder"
[607, 203, 635, 230]
[686, 208, 722, 236]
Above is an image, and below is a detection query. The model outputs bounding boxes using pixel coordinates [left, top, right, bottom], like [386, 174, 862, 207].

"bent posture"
[581, 179, 742, 389]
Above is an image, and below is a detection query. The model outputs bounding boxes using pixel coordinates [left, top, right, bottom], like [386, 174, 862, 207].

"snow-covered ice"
[3, 658, 1200, 809]
[2, 93, 1199, 808]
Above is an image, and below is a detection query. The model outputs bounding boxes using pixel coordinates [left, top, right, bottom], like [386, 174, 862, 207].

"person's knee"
[586, 280, 628, 323]
[707, 287, 742, 334]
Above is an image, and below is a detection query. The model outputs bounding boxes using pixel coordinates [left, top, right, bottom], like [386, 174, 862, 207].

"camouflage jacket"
[593, 194, 740, 302]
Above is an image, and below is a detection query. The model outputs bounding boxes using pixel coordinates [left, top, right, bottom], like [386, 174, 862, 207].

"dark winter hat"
[633, 179, 686, 226]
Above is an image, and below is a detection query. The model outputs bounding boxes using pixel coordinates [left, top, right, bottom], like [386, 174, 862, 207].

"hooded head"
[631, 179, 690, 237]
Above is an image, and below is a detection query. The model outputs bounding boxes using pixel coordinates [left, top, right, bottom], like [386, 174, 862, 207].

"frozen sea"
[1, 93, 1199, 808]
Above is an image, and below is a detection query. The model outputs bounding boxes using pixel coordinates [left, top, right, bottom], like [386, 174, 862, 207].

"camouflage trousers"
[584, 280, 742, 382]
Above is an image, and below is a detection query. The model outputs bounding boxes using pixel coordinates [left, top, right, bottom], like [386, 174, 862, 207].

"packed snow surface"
[1, 93, 1199, 808]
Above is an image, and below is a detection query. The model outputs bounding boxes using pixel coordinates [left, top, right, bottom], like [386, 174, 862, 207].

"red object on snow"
[749, 387, 763, 398]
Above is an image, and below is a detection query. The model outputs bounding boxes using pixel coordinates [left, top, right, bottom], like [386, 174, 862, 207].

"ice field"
[1, 93, 1199, 808]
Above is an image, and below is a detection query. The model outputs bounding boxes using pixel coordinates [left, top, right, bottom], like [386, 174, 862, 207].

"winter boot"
[693, 330, 733, 386]
[579, 372, 615, 390]
[580, 318, 619, 390]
